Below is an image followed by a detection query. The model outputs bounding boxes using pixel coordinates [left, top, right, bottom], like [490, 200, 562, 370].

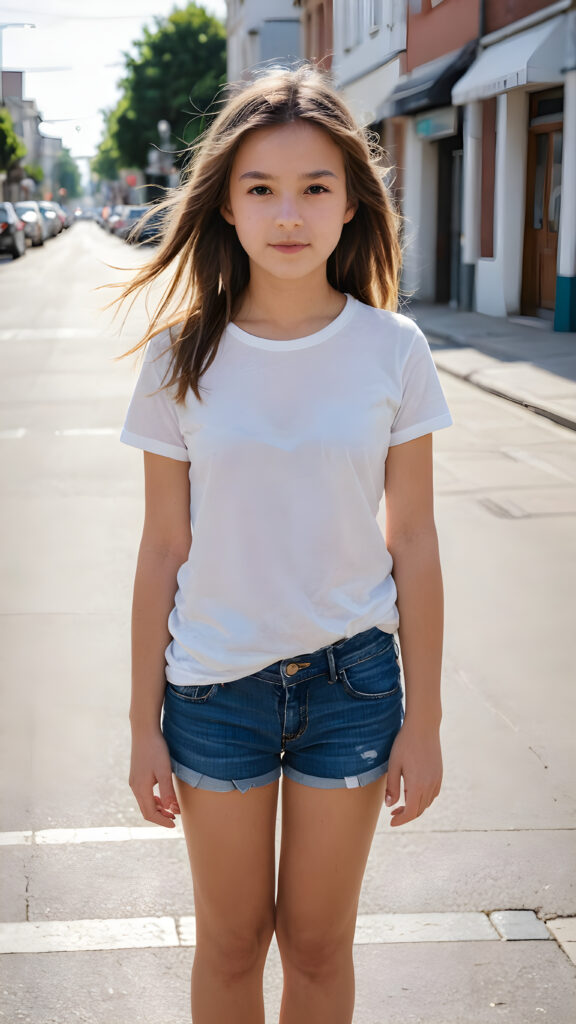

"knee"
[200, 920, 275, 979]
[275, 918, 351, 979]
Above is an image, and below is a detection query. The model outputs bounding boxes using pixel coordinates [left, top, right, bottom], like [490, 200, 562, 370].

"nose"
[275, 196, 303, 229]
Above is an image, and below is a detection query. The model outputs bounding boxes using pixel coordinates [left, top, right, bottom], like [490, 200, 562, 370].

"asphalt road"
[1, 222, 575, 1023]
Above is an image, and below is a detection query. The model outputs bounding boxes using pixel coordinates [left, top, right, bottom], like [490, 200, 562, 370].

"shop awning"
[382, 40, 476, 118]
[452, 15, 566, 105]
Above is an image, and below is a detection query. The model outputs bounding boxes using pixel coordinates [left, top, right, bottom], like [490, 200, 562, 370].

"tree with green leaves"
[23, 162, 44, 184]
[91, 104, 123, 182]
[93, 3, 226, 176]
[0, 107, 27, 173]
[54, 147, 81, 199]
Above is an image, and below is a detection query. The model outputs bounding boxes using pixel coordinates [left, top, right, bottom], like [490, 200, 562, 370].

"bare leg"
[275, 772, 389, 1024]
[174, 774, 279, 1024]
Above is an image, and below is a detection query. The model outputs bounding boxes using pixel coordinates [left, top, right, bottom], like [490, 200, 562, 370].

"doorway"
[521, 87, 563, 317]
[435, 134, 463, 306]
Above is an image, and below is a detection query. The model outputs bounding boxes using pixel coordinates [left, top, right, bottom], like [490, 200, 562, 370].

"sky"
[0, 0, 227, 169]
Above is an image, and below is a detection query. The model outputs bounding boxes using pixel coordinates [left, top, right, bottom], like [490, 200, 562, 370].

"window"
[532, 134, 546, 231]
[368, 0, 383, 33]
[343, 0, 362, 51]
[316, 3, 326, 58]
[548, 131, 562, 234]
[306, 11, 312, 56]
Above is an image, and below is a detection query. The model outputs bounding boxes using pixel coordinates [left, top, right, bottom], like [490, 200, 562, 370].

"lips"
[270, 242, 309, 252]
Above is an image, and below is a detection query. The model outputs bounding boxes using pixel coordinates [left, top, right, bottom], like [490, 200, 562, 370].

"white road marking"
[0, 825, 184, 845]
[0, 917, 179, 954]
[0, 912, 506, 954]
[0, 428, 27, 439]
[0, 428, 119, 439]
[0, 329, 105, 341]
[54, 428, 119, 437]
[0, 831, 33, 845]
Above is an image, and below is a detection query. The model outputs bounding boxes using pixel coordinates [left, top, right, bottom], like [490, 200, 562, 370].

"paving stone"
[547, 917, 576, 964]
[548, 917, 576, 942]
[489, 910, 550, 940]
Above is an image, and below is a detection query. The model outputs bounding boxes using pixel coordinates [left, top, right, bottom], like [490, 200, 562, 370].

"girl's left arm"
[383, 432, 445, 826]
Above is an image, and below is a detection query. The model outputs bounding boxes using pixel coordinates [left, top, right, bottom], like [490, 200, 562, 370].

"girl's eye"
[247, 185, 330, 196]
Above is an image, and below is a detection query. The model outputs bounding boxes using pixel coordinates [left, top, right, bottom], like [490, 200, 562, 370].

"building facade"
[296, 0, 334, 68]
[382, 0, 479, 308]
[226, 0, 302, 82]
[224, 0, 576, 331]
[331, 0, 406, 128]
[1, 70, 62, 203]
[453, 0, 575, 330]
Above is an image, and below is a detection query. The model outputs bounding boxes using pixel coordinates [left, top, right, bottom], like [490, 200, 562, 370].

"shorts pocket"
[166, 681, 218, 703]
[338, 640, 401, 700]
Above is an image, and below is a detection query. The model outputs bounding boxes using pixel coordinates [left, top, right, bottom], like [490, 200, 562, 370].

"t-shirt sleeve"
[119, 333, 190, 462]
[388, 324, 454, 446]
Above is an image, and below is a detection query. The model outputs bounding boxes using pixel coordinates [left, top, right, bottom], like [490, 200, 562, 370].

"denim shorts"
[161, 625, 404, 793]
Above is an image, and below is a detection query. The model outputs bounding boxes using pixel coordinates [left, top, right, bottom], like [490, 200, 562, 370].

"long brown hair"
[106, 62, 405, 404]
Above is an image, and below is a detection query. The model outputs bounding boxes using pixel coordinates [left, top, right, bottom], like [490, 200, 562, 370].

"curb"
[419, 325, 576, 433]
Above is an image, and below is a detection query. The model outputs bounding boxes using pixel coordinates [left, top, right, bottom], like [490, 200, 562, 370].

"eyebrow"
[238, 169, 338, 181]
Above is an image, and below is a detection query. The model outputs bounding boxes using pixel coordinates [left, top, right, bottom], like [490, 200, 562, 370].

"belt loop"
[326, 645, 338, 684]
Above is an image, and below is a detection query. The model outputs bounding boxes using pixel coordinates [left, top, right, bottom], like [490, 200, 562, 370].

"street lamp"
[156, 119, 174, 175]
[0, 22, 36, 105]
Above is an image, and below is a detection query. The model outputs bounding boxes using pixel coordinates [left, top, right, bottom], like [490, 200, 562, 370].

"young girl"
[115, 63, 453, 1024]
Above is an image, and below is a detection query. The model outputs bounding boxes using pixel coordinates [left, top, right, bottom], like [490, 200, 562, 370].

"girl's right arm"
[128, 451, 192, 828]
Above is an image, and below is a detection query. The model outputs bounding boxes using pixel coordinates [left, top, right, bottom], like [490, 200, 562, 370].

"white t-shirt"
[120, 292, 453, 686]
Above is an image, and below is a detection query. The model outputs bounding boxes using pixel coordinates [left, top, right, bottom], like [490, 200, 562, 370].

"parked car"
[53, 202, 74, 229]
[14, 201, 47, 246]
[0, 202, 27, 259]
[95, 205, 111, 229]
[129, 205, 167, 245]
[37, 201, 62, 237]
[106, 205, 128, 234]
[116, 204, 151, 241]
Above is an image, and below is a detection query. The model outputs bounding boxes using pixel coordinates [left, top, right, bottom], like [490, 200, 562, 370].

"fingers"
[158, 775, 181, 817]
[388, 790, 414, 827]
[385, 768, 401, 808]
[130, 777, 181, 829]
[388, 788, 431, 827]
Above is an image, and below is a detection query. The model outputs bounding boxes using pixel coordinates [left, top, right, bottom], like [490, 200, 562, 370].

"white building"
[331, 0, 406, 127]
[452, 6, 575, 330]
[226, 0, 302, 82]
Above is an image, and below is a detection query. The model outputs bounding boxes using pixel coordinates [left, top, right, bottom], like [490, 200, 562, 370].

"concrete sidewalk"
[407, 301, 576, 432]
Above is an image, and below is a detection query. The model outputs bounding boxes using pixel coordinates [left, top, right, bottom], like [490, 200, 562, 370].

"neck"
[234, 267, 343, 329]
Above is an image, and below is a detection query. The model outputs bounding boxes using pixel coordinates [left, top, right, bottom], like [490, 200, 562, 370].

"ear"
[343, 198, 358, 224]
[220, 201, 235, 225]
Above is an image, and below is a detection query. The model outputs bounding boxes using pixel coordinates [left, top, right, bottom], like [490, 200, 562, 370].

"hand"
[129, 728, 181, 829]
[384, 719, 443, 827]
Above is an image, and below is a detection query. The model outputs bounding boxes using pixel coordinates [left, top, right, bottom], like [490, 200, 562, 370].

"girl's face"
[220, 120, 357, 282]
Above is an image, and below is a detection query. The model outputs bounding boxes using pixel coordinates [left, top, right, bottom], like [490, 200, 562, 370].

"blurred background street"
[1, 1, 576, 1022]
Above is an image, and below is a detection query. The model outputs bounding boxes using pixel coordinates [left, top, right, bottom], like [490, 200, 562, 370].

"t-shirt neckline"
[225, 292, 356, 350]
